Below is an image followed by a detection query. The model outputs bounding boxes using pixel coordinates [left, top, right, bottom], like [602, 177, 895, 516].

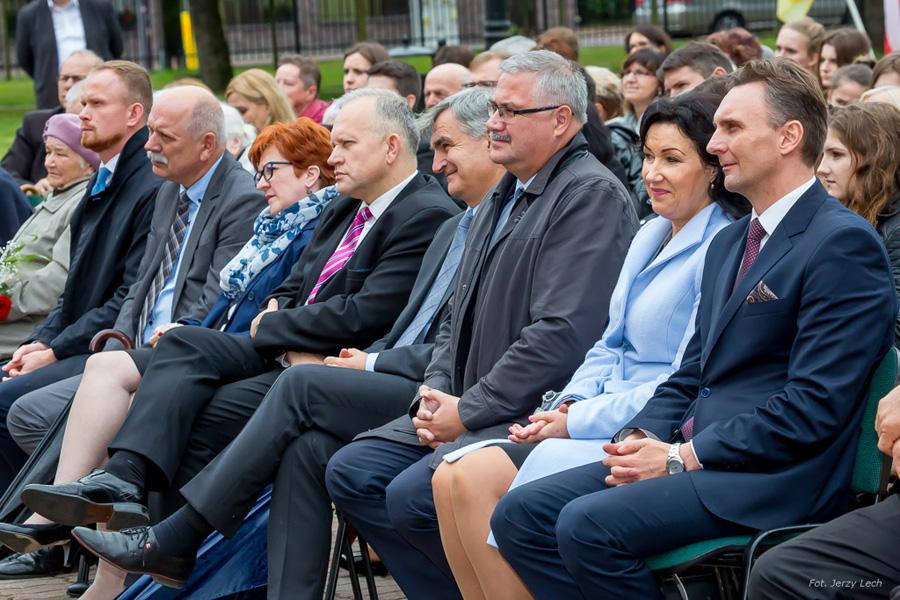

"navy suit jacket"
[624, 180, 896, 530]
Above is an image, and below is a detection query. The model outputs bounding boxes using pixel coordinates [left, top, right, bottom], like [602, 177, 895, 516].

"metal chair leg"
[341, 521, 364, 600]
[65, 554, 91, 597]
[356, 535, 380, 600]
[323, 515, 347, 600]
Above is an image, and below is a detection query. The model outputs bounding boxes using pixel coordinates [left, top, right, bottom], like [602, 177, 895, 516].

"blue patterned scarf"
[219, 185, 339, 299]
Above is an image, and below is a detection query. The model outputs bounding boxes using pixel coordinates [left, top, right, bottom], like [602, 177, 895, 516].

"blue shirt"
[141, 155, 224, 344]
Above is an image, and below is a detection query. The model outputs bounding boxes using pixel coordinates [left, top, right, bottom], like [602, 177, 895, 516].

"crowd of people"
[0, 13, 897, 600]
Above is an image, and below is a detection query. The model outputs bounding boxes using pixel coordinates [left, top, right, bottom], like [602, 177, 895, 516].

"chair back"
[852, 347, 898, 496]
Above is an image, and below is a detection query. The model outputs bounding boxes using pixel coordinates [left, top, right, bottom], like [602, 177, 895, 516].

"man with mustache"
[0, 60, 161, 578]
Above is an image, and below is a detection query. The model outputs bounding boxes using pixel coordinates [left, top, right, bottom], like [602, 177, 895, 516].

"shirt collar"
[179, 154, 224, 205]
[100, 153, 121, 176]
[47, 0, 79, 10]
[751, 176, 817, 237]
[362, 170, 417, 221]
[516, 174, 536, 195]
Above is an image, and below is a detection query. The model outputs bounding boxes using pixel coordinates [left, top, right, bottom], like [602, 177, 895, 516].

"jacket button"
[699, 387, 711, 398]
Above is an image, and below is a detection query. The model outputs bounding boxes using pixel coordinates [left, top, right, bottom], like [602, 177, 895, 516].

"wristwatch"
[666, 442, 685, 475]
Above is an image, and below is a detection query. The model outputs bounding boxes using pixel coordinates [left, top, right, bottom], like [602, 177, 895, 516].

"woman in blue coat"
[430, 92, 750, 600]
[0, 118, 338, 563]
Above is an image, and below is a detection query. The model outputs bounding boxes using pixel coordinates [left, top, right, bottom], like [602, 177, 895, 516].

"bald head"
[424, 63, 471, 109]
[145, 86, 226, 187]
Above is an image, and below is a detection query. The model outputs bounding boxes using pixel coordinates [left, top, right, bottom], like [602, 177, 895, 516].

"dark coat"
[0, 106, 63, 185]
[30, 128, 161, 358]
[15, 0, 123, 109]
[876, 194, 900, 347]
[0, 168, 33, 246]
[251, 172, 459, 358]
[112, 153, 264, 343]
[624, 181, 896, 530]
[359, 133, 639, 466]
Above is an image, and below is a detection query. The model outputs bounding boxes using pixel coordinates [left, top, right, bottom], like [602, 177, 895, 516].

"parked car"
[634, 0, 848, 36]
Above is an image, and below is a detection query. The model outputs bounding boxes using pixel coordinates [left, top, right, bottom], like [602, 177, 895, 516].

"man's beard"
[82, 129, 124, 153]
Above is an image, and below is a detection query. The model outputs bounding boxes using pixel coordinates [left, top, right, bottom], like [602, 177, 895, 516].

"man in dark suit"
[1, 50, 102, 186]
[15, 0, 122, 109]
[64, 86, 503, 597]
[2, 85, 264, 460]
[488, 58, 897, 600]
[324, 50, 637, 600]
[25, 89, 457, 552]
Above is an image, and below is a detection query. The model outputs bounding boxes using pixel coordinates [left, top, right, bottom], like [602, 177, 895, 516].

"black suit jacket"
[15, 0, 123, 109]
[31, 128, 162, 358]
[1, 106, 63, 184]
[624, 181, 896, 530]
[112, 153, 264, 343]
[251, 172, 458, 358]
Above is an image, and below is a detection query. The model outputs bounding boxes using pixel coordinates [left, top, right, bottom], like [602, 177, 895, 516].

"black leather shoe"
[72, 526, 194, 589]
[22, 470, 149, 530]
[0, 546, 70, 579]
[0, 522, 73, 553]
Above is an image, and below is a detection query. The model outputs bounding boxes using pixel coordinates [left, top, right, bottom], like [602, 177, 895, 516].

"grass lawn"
[0, 36, 776, 156]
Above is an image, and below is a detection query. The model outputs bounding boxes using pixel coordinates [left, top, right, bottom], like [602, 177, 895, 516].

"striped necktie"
[394, 208, 475, 347]
[306, 206, 373, 304]
[136, 192, 191, 342]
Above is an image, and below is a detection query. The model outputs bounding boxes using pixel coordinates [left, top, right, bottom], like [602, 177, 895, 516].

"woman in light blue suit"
[430, 92, 750, 600]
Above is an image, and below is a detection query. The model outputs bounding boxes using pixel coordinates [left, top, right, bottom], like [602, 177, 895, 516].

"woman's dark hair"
[625, 24, 673, 55]
[639, 92, 750, 219]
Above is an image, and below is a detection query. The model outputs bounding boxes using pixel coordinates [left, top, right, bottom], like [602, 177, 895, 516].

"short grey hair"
[155, 87, 226, 148]
[65, 81, 84, 105]
[64, 49, 103, 67]
[418, 86, 493, 139]
[499, 50, 588, 124]
[220, 102, 255, 147]
[341, 87, 419, 155]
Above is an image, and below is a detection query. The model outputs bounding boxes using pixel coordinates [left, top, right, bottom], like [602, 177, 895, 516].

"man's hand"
[14, 348, 57, 377]
[892, 439, 900, 474]
[285, 351, 325, 366]
[412, 386, 465, 448]
[250, 299, 279, 338]
[876, 384, 900, 457]
[602, 438, 700, 486]
[508, 403, 571, 444]
[3, 341, 50, 379]
[148, 323, 183, 348]
[323, 348, 368, 371]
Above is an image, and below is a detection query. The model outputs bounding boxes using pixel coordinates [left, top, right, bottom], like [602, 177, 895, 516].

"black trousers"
[749, 493, 900, 600]
[108, 326, 276, 488]
[180, 364, 418, 600]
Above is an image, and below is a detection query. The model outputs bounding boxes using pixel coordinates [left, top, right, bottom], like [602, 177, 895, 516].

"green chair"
[648, 347, 899, 600]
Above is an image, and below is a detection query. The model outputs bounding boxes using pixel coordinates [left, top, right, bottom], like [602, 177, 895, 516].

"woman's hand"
[148, 323, 183, 347]
[508, 403, 571, 444]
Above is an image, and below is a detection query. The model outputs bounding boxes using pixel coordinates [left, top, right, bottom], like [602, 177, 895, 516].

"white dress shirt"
[752, 176, 817, 251]
[48, 0, 87, 68]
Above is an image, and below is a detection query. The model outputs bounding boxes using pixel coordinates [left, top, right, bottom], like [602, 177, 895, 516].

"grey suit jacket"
[112, 153, 264, 344]
[363, 210, 466, 382]
[359, 133, 639, 466]
[15, 0, 123, 109]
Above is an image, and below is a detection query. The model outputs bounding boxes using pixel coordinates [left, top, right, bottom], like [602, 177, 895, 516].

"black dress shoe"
[22, 470, 149, 530]
[0, 546, 70, 579]
[0, 522, 73, 553]
[72, 526, 195, 589]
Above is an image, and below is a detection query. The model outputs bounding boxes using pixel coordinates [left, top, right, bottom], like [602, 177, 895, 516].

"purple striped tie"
[306, 206, 372, 304]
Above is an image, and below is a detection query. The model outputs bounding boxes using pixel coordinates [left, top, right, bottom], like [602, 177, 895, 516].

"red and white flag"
[887, 0, 900, 53]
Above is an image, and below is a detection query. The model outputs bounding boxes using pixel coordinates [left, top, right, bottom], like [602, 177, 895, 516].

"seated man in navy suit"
[490, 58, 898, 600]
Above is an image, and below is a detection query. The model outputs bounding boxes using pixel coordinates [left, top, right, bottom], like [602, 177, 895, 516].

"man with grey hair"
[4, 85, 264, 468]
[327, 49, 637, 600]
[43, 86, 458, 594]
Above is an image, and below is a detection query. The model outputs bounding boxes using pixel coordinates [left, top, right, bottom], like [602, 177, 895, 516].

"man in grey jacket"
[325, 50, 638, 600]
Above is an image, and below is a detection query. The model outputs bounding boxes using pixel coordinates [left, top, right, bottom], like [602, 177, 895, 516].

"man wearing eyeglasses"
[326, 50, 638, 600]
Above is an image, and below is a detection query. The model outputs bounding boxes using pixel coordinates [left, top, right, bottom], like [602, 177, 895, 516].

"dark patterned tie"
[137, 192, 191, 343]
[734, 217, 766, 288]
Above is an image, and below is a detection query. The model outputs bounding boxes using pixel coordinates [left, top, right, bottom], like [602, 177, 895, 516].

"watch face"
[666, 459, 685, 475]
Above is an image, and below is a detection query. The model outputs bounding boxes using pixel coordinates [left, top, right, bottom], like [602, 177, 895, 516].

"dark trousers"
[491, 460, 751, 600]
[108, 326, 276, 488]
[0, 354, 88, 491]
[749, 493, 900, 600]
[326, 438, 462, 600]
[179, 364, 418, 600]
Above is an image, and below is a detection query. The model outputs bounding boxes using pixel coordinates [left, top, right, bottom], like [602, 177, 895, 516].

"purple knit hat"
[43, 113, 100, 171]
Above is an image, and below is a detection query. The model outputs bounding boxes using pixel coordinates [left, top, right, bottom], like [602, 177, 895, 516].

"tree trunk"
[859, 0, 885, 54]
[189, 0, 232, 93]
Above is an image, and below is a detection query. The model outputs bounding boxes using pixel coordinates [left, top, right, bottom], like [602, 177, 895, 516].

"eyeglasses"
[488, 102, 562, 122]
[621, 69, 657, 79]
[462, 80, 497, 89]
[254, 161, 292, 183]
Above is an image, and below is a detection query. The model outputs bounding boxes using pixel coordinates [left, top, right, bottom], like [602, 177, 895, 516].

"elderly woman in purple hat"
[0, 114, 99, 359]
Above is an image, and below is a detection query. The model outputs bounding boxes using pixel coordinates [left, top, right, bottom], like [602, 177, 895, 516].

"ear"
[304, 164, 321, 188]
[384, 132, 403, 164]
[197, 132, 218, 162]
[406, 95, 417, 110]
[711, 66, 727, 77]
[552, 105, 573, 137]
[125, 102, 145, 128]
[778, 119, 805, 158]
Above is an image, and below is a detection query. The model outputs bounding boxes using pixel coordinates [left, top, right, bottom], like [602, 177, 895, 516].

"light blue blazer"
[511, 202, 733, 487]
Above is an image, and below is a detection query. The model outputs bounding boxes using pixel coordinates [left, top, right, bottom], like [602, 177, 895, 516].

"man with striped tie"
[26, 88, 458, 581]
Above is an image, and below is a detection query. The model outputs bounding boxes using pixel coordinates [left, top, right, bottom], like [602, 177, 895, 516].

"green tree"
[188, 0, 232, 92]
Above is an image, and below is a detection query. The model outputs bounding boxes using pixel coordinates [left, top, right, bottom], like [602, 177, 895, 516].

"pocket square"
[746, 281, 779, 304]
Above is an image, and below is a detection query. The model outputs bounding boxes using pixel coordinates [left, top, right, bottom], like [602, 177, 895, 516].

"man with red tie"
[20, 88, 458, 538]
[490, 58, 897, 600]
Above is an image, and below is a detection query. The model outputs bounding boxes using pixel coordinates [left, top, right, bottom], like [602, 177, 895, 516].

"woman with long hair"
[225, 69, 295, 132]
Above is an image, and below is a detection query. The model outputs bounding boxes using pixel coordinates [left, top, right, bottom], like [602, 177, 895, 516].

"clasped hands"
[602, 431, 700, 487]
[412, 385, 466, 448]
[875, 384, 900, 472]
[2, 341, 57, 380]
